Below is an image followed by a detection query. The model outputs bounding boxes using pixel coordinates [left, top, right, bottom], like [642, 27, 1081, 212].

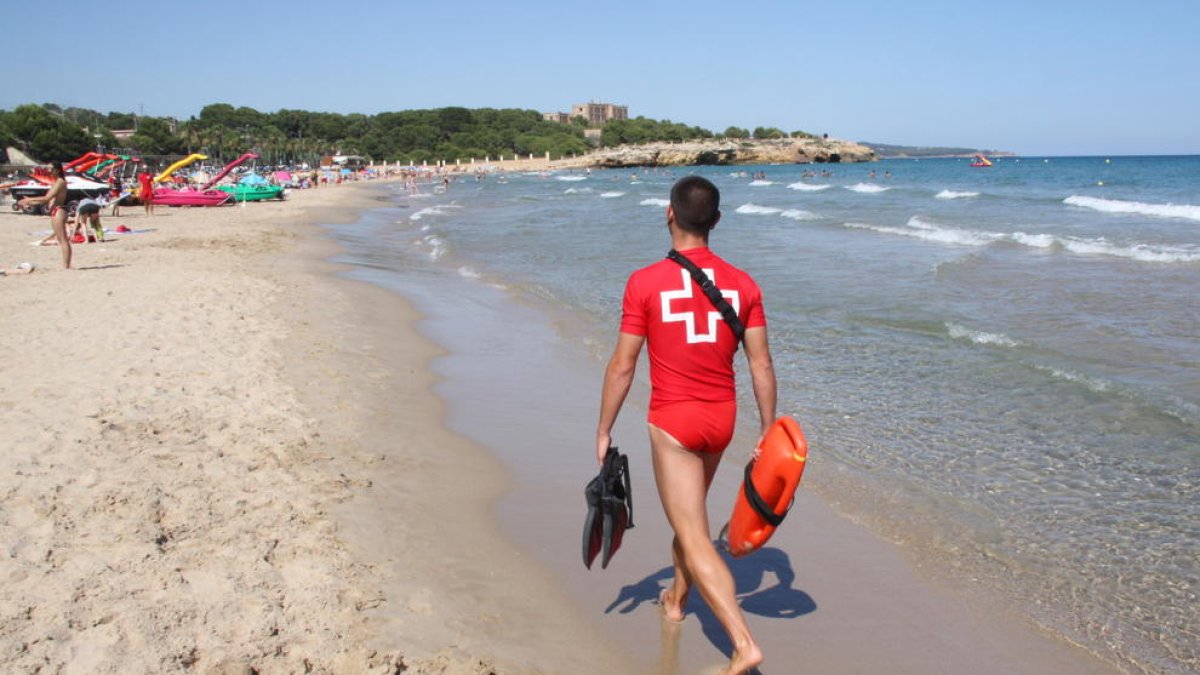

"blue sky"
[7, 0, 1198, 156]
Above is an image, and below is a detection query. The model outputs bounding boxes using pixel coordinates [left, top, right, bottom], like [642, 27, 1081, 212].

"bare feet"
[718, 641, 763, 675]
[658, 588, 685, 624]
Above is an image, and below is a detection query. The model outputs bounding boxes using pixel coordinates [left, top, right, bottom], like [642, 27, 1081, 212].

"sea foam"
[749, 180, 774, 186]
[781, 209, 818, 221]
[410, 204, 461, 221]
[1064, 195, 1200, 222]
[555, 175, 588, 182]
[846, 183, 891, 194]
[946, 322, 1019, 347]
[846, 216, 1200, 263]
[935, 189, 980, 200]
[736, 203, 782, 215]
[600, 191, 625, 198]
[640, 198, 670, 207]
[787, 182, 832, 191]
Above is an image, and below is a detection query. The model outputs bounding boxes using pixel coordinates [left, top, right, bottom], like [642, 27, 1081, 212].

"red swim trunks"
[648, 399, 737, 454]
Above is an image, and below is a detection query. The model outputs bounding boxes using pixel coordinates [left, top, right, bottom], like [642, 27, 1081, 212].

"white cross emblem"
[661, 269, 740, 344]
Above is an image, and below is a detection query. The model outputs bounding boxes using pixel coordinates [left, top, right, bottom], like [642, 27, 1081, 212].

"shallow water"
[328, 156, 1199, 673]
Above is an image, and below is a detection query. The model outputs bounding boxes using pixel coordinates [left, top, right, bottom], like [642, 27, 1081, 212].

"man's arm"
[596, 331, 644, 464]
[743, 326, 777, 435]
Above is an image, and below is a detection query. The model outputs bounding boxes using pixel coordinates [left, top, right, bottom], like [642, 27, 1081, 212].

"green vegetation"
[0, 100, 898, 167]
[752, 126, 786, 139]
[598, 117, 712, 146]
[0, 105, 95, 162]
[0, 103, 597, 165]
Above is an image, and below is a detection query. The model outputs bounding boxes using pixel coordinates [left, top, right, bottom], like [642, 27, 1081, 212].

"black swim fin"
[583, 446, 634, 570]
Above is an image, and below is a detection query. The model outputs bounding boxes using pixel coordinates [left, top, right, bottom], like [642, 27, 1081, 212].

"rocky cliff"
[580, 137, 876, 168]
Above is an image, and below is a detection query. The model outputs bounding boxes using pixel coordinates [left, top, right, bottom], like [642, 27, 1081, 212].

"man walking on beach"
[596, 175, 776, 674]
[18, 162, 71, 269]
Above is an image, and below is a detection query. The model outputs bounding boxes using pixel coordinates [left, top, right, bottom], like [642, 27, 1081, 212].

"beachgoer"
[596, 176, 776, 675]
[18, 162, 72, 269]
[110, 176, 123, 216]
[138, 168, 154, 216]
[73, 197, 106, 242]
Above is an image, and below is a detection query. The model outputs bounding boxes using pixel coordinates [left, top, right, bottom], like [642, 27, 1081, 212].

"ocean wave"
[410, 204, 461, 221]
[935, 189, 981, 200]
[600, 191, 625, 198]
[787, 182, 832, 192]
[640, 198, 670, 207]
[749, 180, 774, 186]
[946, 322, 1019, 347]
[846, 217, 1200, 263]
[844, 218, 1001, 247]
[1063, 195, 1200, 222]
[846, 183, 891, 194]
[564, 187, 593, 194]
[457, 266, 482, 280]
[417, 234, 446, 260]
[555, 175, 588, 182]
[1031, 363, 1112, 393]
[781, 209, 818, 221]
[736, 203, 782, 215]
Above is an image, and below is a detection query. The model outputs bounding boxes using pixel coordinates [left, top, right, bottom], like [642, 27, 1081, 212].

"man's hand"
[596, 434, 612, 466]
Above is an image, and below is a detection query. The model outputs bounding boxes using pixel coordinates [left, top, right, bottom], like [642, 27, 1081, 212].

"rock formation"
[579, 137, 876, 168]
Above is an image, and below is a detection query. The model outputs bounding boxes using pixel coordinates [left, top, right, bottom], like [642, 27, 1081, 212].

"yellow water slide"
[154, 153, 209, 183]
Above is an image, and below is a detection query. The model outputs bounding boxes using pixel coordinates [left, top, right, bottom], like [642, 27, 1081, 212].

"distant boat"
[969, 154, 993, 168]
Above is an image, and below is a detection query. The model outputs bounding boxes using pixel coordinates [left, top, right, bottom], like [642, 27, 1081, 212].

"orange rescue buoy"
[722, 415, 808, 557]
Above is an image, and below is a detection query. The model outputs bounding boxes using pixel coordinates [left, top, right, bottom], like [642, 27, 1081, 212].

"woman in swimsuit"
[18, 162, 71, 269]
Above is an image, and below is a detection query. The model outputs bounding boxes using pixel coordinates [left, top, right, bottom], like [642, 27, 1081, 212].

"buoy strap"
[743, 459, 788, 527]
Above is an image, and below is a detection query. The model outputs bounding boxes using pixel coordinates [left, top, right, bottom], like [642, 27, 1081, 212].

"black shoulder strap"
[666, 249, 745, 342]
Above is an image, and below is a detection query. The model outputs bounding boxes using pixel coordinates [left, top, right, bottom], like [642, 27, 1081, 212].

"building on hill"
[542, 101, 629, 127]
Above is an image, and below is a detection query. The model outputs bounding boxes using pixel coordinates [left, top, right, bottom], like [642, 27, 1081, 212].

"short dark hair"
[669, 176, 720, 234]
[49, 161, 64, 176]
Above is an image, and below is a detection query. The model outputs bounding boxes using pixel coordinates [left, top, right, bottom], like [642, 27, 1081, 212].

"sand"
[0, 180, 1120, 674]
[0, 184, 629, 674]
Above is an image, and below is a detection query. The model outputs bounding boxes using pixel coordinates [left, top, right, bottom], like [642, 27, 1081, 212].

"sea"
[326, 155, 1198, 673]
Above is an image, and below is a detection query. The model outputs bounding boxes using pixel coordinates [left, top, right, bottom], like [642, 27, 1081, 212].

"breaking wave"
[935, 189, 981, 200]
[736, 204, 781, 215]
[640, 198, 670, 207]
[410, 204, 462, 221]
[846, 183, 891, 194]
[600, 191, 625, 198]
[1064, 195, 1200, 222]
[781, 209, 818, 221]
[845, 216, 1200, 263]
[787, 182, 832, 191]
[555, 175, 588, 182]
[945, 322, 1019, 347]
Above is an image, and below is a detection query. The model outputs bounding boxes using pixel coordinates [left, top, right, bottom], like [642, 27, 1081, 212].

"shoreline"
[0, 179, 1125, 673]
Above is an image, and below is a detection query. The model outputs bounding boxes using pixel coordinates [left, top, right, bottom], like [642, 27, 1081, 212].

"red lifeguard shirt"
[620, 247, 766, 408]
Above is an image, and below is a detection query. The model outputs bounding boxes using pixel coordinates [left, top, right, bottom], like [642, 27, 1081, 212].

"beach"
[0, 175, 1138, 673]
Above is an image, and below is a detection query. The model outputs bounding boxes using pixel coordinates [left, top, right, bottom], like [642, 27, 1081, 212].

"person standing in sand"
[18, 162, 72, 269]
[137, 167, 154, 217]
[596, 175, 776, 674]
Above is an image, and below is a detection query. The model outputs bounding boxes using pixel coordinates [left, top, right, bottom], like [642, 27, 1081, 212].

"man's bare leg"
[649, 424, 762, 674]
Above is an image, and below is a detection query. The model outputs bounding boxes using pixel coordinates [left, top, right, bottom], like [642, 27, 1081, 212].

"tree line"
[0, 102, 817, 166]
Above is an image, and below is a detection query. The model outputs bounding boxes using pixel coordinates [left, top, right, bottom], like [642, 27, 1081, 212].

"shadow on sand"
[605, 544, 815, 666]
